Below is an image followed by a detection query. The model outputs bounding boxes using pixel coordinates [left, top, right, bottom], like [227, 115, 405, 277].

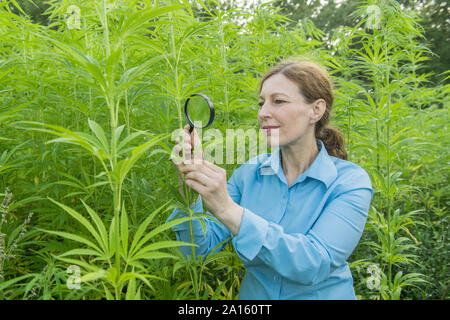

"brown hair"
[260, 58, 347, 160]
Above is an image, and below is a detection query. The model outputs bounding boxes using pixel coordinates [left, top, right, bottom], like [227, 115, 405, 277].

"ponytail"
[316, 125, 347, 160]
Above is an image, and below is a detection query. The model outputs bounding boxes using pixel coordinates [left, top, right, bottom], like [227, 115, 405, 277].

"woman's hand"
[171, 124, 203, 204]
[171, 124, 243, 235]
[179, 159, 244, 236]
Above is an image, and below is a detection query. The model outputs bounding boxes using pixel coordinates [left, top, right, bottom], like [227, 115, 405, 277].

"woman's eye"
[258, 101, 264, 107]
[274, 99, 285, 104]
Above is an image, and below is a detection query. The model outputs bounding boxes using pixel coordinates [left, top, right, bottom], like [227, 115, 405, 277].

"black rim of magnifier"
[184, 93, 215, 133]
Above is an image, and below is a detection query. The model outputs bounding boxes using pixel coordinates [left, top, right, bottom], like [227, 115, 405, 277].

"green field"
[0, 0, 448, 300]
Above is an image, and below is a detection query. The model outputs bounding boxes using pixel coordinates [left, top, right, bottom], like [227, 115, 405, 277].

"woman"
[167, 59, 373, 300]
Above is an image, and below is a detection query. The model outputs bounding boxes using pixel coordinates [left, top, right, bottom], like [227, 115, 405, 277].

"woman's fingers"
[202, 159, 224, 174]
[184, 170, 214, 188]
[185, 178, 207, 195]
[179, 161, 217, 179]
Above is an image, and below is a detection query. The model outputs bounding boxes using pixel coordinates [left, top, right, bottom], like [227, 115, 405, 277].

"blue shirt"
[167, 139, 373, 300]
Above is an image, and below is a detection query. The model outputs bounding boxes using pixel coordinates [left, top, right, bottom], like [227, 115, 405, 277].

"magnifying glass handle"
[188, 125, 195, 157]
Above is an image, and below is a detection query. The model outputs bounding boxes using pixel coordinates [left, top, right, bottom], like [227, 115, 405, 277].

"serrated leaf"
[88, 119, 110, 153]
[80, 269, 106, 283]
[129, 201, 173, 254]
[81, 200, 109, 255]
[58, 248, 103, 258]
[38, 228, 101, 252]
[131, 216, 195, 256]
[47, 198, 105, 253]
[131, 251, 177, 262]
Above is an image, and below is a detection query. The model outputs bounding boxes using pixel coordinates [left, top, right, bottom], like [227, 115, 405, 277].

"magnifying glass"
[184, 93, 215, 134]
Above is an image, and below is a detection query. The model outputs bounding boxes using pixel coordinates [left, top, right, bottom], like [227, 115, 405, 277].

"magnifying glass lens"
[186, 95, 211, 128]
[184, 93, 215, 133]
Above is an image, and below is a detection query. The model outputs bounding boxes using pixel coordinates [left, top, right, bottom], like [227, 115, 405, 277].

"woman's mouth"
[262, 126, 280, 132]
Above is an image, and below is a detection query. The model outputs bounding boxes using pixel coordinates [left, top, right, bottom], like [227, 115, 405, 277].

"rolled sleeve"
[232, 208, 269, 262]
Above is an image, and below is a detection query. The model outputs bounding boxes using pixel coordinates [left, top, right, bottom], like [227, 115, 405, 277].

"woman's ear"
[310, 99, 326, 124]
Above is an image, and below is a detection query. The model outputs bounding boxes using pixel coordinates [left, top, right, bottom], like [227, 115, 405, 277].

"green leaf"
[54, 257, 100, 273]
[81, 200, 109, 255]
[58, 248, 103, 258]
[204, 250, 233, 266]
[109, 215, 117, 259]
[48, 198, 105, 253]
[104, 267, 118, 285]
[133, 240, 195, 261]
[117, 55, 164, 93]
[129, 201, 173, 254]
[31, 33, 108, 92]
[114, 125, 125, 148]
[114, 133, 169, 185]
[131, 251, 178, 262]
[119, 5, 184, 40]
[120, 203, 129, 258]
[38, 229, 101, 253]
[125, 277, 137, 300]
[131, 216, 195, 256]
[117, 131, 145, 155]
[103, 283, 115, 300]
[80, 269, 107, 283]
[105, 48, 122, 89]
[88, 119, 110, 153]
[17, 121, 107, 161]
[117, 272, 156, 291]
[211, 279, 227, 300]
[0, 274, 35, 291]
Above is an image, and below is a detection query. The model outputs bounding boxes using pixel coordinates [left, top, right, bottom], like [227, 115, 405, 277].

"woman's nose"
[258, 104, 272, 119]
[258, 110, 272, 119]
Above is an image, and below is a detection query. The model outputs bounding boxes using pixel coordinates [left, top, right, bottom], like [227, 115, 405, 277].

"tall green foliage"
[0, 0, 447, 299]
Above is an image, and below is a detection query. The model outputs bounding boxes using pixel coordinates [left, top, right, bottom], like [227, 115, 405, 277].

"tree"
[8, 0, 50, 25]
[273, 0, 361, 40]
[397, 0, 449, 84]
[272, 0, 449, 84]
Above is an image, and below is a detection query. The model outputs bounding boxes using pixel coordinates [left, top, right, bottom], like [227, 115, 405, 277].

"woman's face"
[258, 73, 321, 147]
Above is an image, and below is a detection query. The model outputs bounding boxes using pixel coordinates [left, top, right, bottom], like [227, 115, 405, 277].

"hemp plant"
[17, 1, 196, 299]
[151, 4, 216, 298]
[345, 0, 429, 299]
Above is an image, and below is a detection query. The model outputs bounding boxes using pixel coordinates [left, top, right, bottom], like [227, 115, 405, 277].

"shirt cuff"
[166, 198, 203, 231]
[232, 208, 269, 261]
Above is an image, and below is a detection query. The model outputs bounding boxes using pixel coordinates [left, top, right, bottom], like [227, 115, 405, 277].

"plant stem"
[168, 9, 197, 261]
[384, 39, 393, 295]
[102, 0, 111, 57]
[219, 21, 229, 128]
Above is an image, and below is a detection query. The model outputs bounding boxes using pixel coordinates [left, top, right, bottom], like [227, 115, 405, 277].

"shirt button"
[274, 275, 280, 281]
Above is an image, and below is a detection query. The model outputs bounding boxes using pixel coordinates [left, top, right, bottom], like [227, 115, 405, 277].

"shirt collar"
[257, 139, 337, 188]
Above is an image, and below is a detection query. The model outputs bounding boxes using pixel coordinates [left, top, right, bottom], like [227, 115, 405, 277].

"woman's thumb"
[190, 128, 203, 160]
